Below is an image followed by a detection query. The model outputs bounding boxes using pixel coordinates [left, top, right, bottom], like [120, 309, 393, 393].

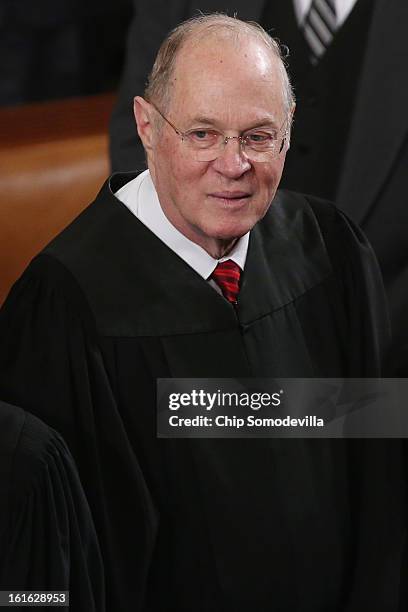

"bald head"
[144, 14, 295, 117]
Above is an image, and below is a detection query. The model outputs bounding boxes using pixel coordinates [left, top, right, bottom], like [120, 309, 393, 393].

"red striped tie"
[211, 260, 241, 304]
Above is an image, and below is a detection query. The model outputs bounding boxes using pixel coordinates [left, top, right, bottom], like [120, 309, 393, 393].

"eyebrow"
[188, 115, 280, 130]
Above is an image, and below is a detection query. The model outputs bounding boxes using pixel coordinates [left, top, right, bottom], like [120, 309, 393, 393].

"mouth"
[208, 191, 251, 207]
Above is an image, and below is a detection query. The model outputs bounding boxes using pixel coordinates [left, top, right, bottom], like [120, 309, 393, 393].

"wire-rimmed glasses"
[149, 100, 290, 162]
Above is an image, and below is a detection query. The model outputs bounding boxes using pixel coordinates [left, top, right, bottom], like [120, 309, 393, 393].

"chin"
[206, 222, 252, 242]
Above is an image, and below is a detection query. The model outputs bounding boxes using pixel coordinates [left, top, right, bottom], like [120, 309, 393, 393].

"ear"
[134, 96, 155, 151]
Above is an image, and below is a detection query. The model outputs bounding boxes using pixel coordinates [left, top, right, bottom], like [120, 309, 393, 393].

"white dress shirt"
[115, 170, 250, 295]
[293, 0, 357, 28]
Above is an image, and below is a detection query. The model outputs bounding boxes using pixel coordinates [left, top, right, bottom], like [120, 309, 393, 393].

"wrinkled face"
[135, 35, 291, 257]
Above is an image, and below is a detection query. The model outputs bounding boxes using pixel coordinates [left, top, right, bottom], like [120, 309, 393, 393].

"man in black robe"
[111, 0, 408, 376]
[0, 14, 406, 611]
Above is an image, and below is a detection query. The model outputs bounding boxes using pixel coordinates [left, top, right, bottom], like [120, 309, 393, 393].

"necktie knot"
[211, 260, 241, 305]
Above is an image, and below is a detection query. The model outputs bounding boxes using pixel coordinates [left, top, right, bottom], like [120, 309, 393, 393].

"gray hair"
[144, 13, 295, 118]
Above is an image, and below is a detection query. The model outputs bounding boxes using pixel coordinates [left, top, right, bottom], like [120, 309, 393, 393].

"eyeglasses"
[149, 100, 290, 163]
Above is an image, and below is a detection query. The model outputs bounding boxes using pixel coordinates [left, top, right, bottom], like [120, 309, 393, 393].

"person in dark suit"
[110, 0, 408, 374]
[0, 15, 406, 610]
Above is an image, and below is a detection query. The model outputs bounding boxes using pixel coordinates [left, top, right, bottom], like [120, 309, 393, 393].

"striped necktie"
[302, 0, 337, 64]
[211, 260, 241, 305]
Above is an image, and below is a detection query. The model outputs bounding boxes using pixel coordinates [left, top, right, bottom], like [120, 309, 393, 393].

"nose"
[211, 137, 252, 178]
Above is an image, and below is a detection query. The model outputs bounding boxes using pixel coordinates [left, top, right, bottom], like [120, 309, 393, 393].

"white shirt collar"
[114, 170, 249, 280]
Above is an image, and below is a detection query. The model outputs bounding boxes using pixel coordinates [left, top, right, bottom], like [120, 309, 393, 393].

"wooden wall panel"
[0, 93, 115, 304]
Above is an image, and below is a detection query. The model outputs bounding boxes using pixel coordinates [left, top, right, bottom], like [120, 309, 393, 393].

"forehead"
[169, 33, 286, 127]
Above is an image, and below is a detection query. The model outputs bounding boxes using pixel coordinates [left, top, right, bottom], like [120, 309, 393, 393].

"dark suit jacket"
[109, 0, 408, 373]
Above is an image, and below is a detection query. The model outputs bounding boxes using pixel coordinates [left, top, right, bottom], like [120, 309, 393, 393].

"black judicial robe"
[0, 401, 104, 611]
[0, 173, 406, 611]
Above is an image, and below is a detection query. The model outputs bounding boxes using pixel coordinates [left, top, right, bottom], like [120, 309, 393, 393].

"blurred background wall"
[0, 0, 132, 105]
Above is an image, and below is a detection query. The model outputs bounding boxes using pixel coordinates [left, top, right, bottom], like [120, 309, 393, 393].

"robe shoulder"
[0, 401, 105, 610]
[299, 191, 382, 270]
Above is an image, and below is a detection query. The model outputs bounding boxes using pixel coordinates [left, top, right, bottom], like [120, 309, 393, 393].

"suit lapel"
[336, 0, 408, 223]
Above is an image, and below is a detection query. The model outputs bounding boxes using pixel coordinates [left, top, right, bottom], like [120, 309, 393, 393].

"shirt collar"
[115, 169, 249, 280]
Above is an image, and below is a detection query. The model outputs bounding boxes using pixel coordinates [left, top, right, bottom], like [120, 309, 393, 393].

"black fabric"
[0, 173, 405, 610]
[0, 401, 104, 610]
[263, 0, 374, 201]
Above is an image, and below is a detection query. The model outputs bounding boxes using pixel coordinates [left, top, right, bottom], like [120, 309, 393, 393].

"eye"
[187, 129, 220, 143]
[192, 130, 210, 140]
[245, 131, 277, 144]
